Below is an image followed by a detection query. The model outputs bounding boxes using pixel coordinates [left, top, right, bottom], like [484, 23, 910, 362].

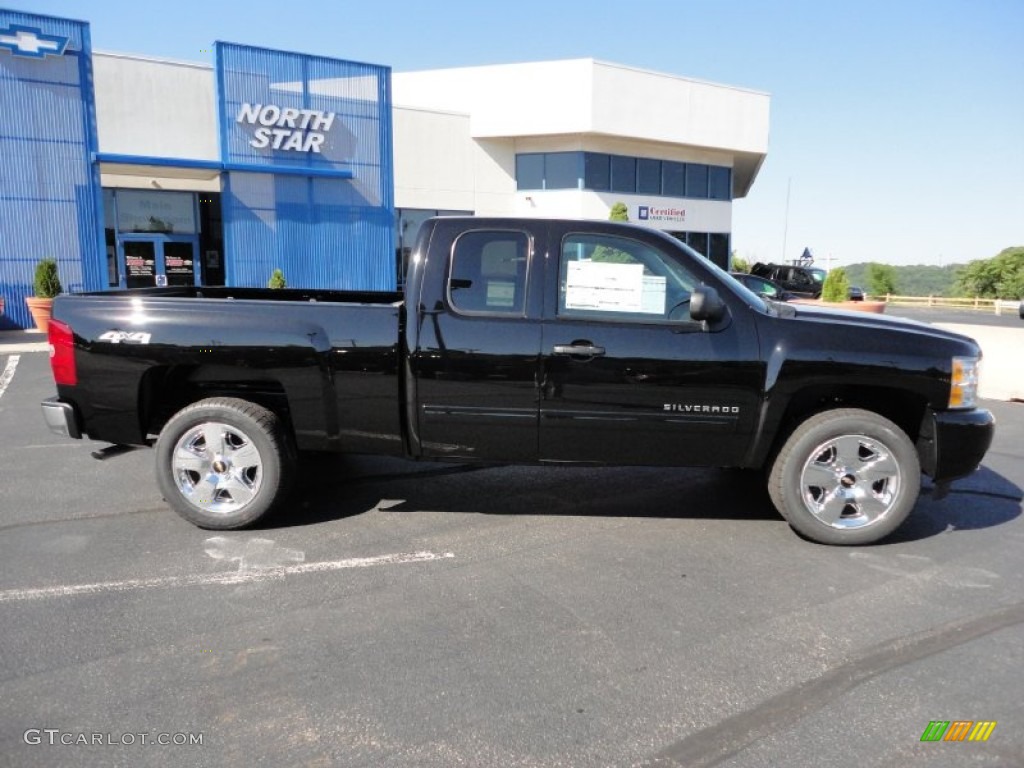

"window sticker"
[565, 261, 663, 314]
[486, 281, 515, 308]
[641, 275, 667, 314]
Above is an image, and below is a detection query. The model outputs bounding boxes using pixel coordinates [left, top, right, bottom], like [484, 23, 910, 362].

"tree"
[267, 268, 287, 289]
[33, 258, 62, 298]
[954, 247, 1024, 299]
[591, 203, 633, 263]
[866, 263, 897, 296]
[730, 252, 750, 273]
[821, 267, 850, 303]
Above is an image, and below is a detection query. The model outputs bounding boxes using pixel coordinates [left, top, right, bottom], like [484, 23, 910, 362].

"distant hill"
[842, 263, 964, 297]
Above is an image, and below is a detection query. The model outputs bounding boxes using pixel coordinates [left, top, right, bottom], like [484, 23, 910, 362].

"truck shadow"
[887, 466, 1024, 544]
[270, 458, 1022, 543]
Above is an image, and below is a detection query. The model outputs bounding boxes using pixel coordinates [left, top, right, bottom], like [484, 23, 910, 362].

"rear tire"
[155, 397, 294, 529]
[768, 408, 920, 545]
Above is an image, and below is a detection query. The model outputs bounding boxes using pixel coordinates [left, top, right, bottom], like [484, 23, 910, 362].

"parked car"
[41, 217, 995, 545]
[750, 263, 824, 298]
[730, 272, 793, 301]
[848, 286, 865, 302]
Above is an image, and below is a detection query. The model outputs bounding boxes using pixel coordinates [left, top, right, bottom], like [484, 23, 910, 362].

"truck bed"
[51, 287, 407, 454]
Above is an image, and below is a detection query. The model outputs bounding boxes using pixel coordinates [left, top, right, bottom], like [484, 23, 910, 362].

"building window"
[544, 153, 580, 189]
[709, 233, 730, 267]
[515, 153, 732, 201]
[687, 232, 709, 257]
[637, 158, 661, 194]
[662, 161, 685, 196]
[686, 164, 709, 199]
[516, 154, 544, 190]
[610, 155, 637, 194]
[709, 166, 731, 200]
[584, 153, 610, 191]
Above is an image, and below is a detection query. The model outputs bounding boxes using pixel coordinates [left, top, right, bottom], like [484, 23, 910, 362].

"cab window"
[558, 233, 698, 322]
[448, 230, 530, 315]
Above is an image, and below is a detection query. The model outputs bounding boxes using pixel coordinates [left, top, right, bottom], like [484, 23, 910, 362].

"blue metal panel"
[0, 10, 104, 329]
[215, 42, 395, 291]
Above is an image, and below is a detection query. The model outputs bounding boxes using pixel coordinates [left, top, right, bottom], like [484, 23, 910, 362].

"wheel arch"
[139, 365, 294, 445]
[756, 383, 930, 470]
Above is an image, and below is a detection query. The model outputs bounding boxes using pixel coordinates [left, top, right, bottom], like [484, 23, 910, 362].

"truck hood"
[780, 302, 982, 350]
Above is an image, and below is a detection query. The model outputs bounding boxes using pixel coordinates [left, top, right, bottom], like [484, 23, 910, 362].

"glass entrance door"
[122, 239, 158, 289]
[118, 236, 200, 288]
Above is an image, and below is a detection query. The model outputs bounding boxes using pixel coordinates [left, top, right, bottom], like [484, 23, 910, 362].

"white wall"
[394, 59, 768, 199]
[393, 60, 596, 138]
[90, 52, 763, 230]
[590, 62, 769, 156]
[393, 107, 475, 211]
[94, 53, 218, 161]
[507, 191, 731, 233]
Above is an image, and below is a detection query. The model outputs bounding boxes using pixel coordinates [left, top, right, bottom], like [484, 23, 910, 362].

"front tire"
[768, 409, 920, 545]
[155, 397, 294, 529]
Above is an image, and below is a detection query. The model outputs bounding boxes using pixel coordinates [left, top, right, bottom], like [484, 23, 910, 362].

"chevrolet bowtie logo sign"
[0, 25, 70, 59]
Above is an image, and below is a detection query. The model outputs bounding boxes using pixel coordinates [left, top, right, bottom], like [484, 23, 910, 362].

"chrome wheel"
[799, 433, 902, 530]
[171, 421, 263, 515]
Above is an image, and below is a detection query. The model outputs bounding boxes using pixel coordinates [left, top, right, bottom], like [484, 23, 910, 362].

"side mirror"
[690, 285, 727, 323]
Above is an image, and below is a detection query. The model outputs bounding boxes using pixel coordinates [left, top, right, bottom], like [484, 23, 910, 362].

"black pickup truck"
[41, 217, 995, 545]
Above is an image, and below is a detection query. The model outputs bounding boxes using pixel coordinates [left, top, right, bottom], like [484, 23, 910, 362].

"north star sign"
[0, 25, 69, 58]
[236, 103, 336, 153]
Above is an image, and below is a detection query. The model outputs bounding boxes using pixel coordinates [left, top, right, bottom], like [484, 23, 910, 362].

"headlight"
[949, 356, 980, 409]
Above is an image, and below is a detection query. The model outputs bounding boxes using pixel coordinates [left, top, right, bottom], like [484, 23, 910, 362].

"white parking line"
[0, 550, 454, 603]
[0, 354, 20, 401]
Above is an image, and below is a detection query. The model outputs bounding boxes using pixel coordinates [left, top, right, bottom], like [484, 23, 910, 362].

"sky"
[18, 0, 1024, 267]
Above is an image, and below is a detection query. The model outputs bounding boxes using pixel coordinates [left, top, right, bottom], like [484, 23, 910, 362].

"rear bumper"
[41, 397, 82, 440]
[917, 407, 995, 483]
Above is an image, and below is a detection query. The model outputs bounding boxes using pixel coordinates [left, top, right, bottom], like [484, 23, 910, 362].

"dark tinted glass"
[662, 161, 685, 196]
[610, 155, 637, 193]
[687, 231, 708, 256]
[545, 153, 580, 189]
[637, 158, 661, 194]
[709, 166, 731, 200]
[686, 164, 709, 198]
[516, 154, 543, 190]
[449, 230, 529, 314]
[709, 233, 730, 268]
[584, 153, 610, 191]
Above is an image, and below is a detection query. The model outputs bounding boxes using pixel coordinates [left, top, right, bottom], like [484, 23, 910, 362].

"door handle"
[552, 343, 605, 357]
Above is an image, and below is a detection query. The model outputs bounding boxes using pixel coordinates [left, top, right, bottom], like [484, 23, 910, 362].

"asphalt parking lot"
[1, 322, 1023, 767]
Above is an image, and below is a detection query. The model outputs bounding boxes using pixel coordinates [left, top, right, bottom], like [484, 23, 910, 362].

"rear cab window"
[447, 230, 531, 316]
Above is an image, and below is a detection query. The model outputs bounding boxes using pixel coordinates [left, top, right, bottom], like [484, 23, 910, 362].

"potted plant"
[821, 267, 850, 304]
[25, 258, 62, 333]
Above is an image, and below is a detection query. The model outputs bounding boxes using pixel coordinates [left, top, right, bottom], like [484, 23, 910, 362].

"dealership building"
[0, 7, 769, 329]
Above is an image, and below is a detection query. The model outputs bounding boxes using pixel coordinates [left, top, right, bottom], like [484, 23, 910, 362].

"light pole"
[781, 177, 792, 263]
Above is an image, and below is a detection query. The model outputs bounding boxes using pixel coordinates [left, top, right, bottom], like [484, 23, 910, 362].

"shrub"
[821, 267, 850, 303]
[267, 269, 287, 289]
[33, 258, 62, 298]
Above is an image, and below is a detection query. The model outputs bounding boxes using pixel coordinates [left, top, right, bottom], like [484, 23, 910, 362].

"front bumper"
[41, 397, 82, 439]
[917, 407, 995, 483]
